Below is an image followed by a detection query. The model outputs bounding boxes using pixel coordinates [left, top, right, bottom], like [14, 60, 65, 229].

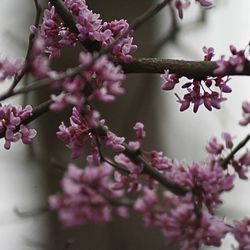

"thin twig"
[4, 0, 42, 95]
[222, 134, 250, 168]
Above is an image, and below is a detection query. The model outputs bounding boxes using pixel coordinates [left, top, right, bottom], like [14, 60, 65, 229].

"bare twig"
[4, 0, 42, 96]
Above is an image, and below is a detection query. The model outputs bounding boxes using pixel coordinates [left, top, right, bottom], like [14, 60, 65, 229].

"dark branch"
[122, 58, 250, 79]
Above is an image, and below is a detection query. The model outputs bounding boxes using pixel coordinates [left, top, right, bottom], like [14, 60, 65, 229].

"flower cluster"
[36, 0, 137, 61]
[161, 46, 233, 112]
[0, 104, 37, 149]
[57, 107, 126, 159]
[133, 176, 230, 250]
[233, 218, 250, 250]
[49, 152, 129, 227]
[113, 153, 144, 193]
[57, 107, 92, 159]
[206, 132, 250, 179]
[167, 162, 234, 213]
[0, 58, 23, 82]
[214, 45, 248, 76]
[27, 36, 56, 79]
[50, 52, 125, 111]
[159, 204, 229, 250]
[54, 107, 240, 249]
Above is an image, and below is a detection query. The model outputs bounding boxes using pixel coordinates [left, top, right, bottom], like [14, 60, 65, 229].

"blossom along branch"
[1, 57, 250, 103]
[50, 0, 172, 52]
[96, 125, 187, 196]
[2, 0, 250, 249]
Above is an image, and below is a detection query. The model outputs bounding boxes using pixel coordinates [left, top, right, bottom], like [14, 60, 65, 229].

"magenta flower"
[203, 46, 215, 61]
[239, 101, 250, 126]
[0, 104, 36, 149]
[196, 0, 213, 8]
[160, 204, 229, 250]
[161, 69, 179, 91]
[49, 156, 128, 228]
[57, 107, 91, 159]
[105, 132, 125, 152]
[233, 218, 250, 250]
[133, 122, 146, 139]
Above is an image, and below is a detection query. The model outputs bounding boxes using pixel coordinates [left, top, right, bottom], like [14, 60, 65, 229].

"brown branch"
[122, 58, 250, 79]
[1, 57, 249, 101]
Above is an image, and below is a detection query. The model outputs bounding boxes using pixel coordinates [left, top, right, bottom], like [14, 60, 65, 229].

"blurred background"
[1, 0, 250, 249]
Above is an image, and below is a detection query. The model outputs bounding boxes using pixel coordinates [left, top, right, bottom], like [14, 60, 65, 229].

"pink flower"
[105, 132, 125, 152]
[0, 104, 36, 149]
[134, 187, 157, 213]
[203, 46, 215, 61]
[114, 153, 143, 192]
[0, 58, 23, 81]
[239, 101, 250, 126]
[150, 151, 170, 171]
[133, 122, 146, 139]
[174, 0, 191, 19]
[161, 69, 179, 91]
[196, 0, 213, 8]
[222, 132, 234, 149]
[160, 204, 229, 250]
[206, 137, 224, 155]
[233, 218, 250, 250]
[57, 107, 91, 159]
[49, 155, 128, 227]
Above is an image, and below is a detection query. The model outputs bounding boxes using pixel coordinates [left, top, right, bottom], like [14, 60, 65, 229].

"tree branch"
[122, 58, 250, 79]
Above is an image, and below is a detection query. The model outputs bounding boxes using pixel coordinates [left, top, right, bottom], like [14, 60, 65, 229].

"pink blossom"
[57, 107, 91, 159]
[214, 45, 247, 76]
[0, 104, 36, 149]
[174, 0, 191, 19]
[196, 0, 213, 8]
[105, 132, 125, 152]
[49, 53, 125, 112]
[160, 204, 229, 250]
[239, 101, 250, 126]
[203, 46, 215, 61]
[133, 122, 146, 139]
[134, 187, 158, 213]
[37, 1, 137, 61]
[166, 161, 234, 213]
[161, 69, 179, 91]
[233, 218, 250, 249]
[49, 158, 128, 227]
[101, 19, 137, 62]
[0, 58, 23, 81]
[150, 151, 170, 171]
[206, 137, 224, 155]
[114, 153, 143, 192]
[222, 132, 234, 149]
